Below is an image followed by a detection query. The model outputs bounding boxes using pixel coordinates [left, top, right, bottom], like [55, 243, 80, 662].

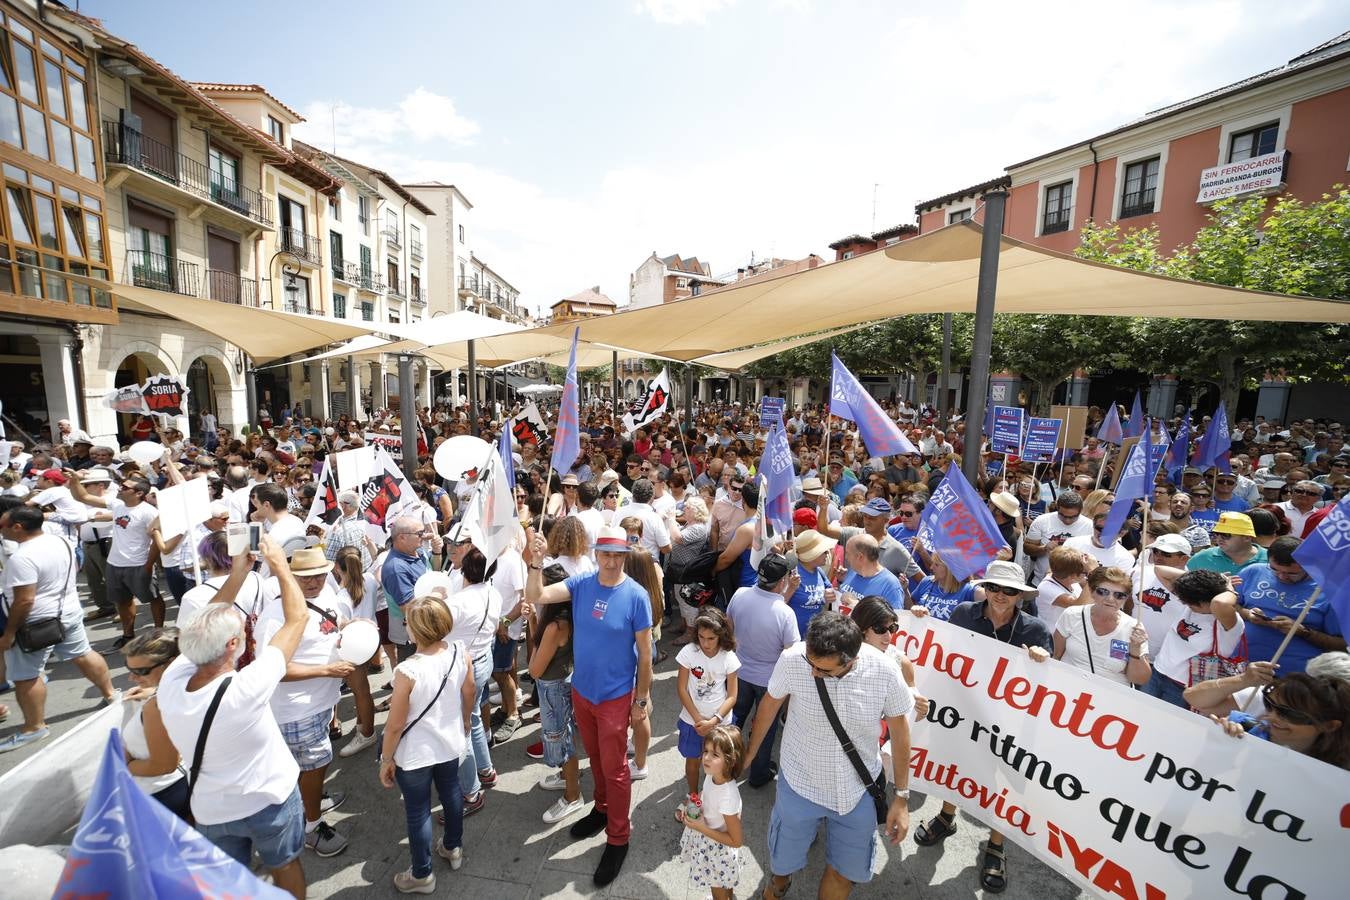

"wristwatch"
[633, 698, 649, 710]
[894, 787, 910, 799]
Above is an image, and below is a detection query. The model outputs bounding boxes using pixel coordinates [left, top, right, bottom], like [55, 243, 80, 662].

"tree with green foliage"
[1076, 188, 1350, 417]
[990, 313, 1133, 413]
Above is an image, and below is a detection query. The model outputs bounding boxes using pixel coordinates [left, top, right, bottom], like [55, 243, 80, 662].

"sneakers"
[543, 796, 585, 824]
[463, 791, 486, 817]
[305, 821, 348, 857]
[338, 730, 378, 758]
[569, 806, 608, 839]
[477, 767, 498, 788]
[436, 844, 464, 870]
[593, 841, 629, 887]
[109, 634, 134, 652]
[489, 707, 507, 729]
[83, 608, 115, 623]
[627, 760, 648, 781]
[537, 772, 568, 791]
[393, 869, 435, 894]
[525, 740, 544, 760]
[0, 728, 49, 754]
[320, 791, 347, 814]
[493, 715, 522, 744]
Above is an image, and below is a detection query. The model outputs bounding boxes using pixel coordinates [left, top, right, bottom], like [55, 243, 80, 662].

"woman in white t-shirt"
[1053, 567, 1151, 687]
[543, 516, 595, 578]
[332, 546, 380, 759]
[1141, 569, 1245, 709]
[378, 598, 475, 894]
[121, 627, 189, 820]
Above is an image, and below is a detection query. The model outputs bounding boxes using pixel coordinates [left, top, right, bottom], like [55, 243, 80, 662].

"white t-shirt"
[1026, 512, 1094, 581]
[1132, 562, 1179, 653]
[1054, 607, 1147, 686]
[178, 571, 267, 627]
[78, 508, 113, 543]
[1152, 605, 1246, 683]
[492, 550, 528, 640]
[33, 485, 89, 529]
[107, 500, 157, 567]
[675, 644, 741, 725]
[699, 773, 742, 832]
[545, 554, 596, 579]
[393, 642, 468, 770]
[651, 492, 677, 518]
[1034, 575, 1082, 635]
[158, 645, 299, 825]
[226, 486, 253, 524]
[575, 508, 605, 551]
[334, 572, 380, 621]
[256, 585, 351, 724]
[1063, 536, 1135, 571]
[1, 533, 77, 621]
[443, 582, 501, 660]
[622, 502, 671, 556]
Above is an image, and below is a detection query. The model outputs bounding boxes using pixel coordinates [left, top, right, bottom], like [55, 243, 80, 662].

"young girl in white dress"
[676, 724, 746, 899]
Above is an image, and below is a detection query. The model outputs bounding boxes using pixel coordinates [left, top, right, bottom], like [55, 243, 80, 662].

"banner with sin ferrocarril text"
[891, 612, 1343, 900]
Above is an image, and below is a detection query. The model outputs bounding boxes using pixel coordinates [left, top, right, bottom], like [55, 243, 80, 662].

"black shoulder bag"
[187, 676, 233, 804]
[814, 675, 889, 824]
[15, 540, 75, 653]
[377, 645, 459, 763]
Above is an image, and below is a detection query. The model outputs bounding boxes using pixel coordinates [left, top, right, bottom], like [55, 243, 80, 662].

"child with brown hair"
[676, 724, 746, 899]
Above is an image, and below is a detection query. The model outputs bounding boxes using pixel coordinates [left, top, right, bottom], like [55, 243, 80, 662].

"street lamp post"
[961, 190, 1008, 483]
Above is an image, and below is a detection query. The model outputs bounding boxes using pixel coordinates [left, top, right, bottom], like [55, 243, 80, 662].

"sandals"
[762, 876, 791, 900]
[913, 812, 958, 846]
[979, 841, 1008, 894]
[375, 699, 391, 712]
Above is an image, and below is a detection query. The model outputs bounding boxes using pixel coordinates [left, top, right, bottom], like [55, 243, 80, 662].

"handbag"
[814, 675, 889, 824]
[1187, 620, 1248, 686]
[15, 540, 75, 653]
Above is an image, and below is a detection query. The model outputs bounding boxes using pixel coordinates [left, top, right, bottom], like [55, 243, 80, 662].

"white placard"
[334, 446, 377, 492]
[155, 477, 211, 539]
[1196, 150, 1286, 204]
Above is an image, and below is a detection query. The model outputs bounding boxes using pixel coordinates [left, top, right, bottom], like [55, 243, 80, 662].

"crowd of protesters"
[0, 394, 1346, 898]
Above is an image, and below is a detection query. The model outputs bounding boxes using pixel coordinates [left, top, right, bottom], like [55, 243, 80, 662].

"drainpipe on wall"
[1088, 140, 1100, 225]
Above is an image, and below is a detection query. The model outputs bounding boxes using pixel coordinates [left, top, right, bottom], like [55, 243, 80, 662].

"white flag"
[512, 401, 548, 446]
[462, 444, 520, 564]
[621, 368, 672, 435]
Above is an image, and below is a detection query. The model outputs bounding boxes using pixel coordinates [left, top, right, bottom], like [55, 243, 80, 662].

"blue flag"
[1097, 402, 1123, 445]
[499, 417, 515, 493]
[1100, 423, 1153, 545]
[58, 730, 289, 898]
[757, 421, 795, 535]
[829, 353, 918, 457]
[1193, 404, 1232, 474]
[915, 464, 1006, 581]
[1165, 413, 1190, 471]
[1294, 495, 1350, 628]
[1123, 390, 1144, 439]
[549, 328, 581, 475]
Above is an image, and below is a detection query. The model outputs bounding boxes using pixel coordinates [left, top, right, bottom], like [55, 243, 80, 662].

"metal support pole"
[962, 190, 1007, 483]
[467, 339, 479, 436]
[347, 354, 357, 420]
[244, 358, 258, 428]
[685, 365, 694, 435]
[939, 312, 952, 430]
[398, 354, 418, 481]
[612, 351, 619, 411]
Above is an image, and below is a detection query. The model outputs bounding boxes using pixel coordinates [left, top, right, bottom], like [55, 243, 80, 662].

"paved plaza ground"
[1, 592, 1090, 899]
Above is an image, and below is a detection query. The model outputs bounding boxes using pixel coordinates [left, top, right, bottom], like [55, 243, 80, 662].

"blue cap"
[861, 497, 892, 517]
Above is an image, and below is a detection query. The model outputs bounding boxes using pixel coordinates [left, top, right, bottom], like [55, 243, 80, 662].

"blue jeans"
[458, 652, 494, 797]
[1142, 667, 1188, 709]
[395, 758, 463, 879]
[197, 786, 304, 870]
[536, 676, 577, 768]
[732, 679, 780, 786]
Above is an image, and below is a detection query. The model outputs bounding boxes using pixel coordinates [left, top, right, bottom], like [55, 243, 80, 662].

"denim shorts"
[768, 775, 881, 883]
[492, 636, 520, 673]
[536, 676, 577, 768]
[279, 709, 333, 771]
[677, 718, 705, 760]
[4, 607, 91, 682]
[197, 785, 304, 870]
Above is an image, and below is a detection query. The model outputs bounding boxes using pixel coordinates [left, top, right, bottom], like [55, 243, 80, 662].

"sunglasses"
[1261, 685, 1318, 726]
[1093, 586, 1130, 601]
[870, 622, 900, 636]
[1292, 488, 1321, 496]
[898, 510, 917, 518]
[1217, 478, 1237, 485]
[126, 660, 169, 676]
[985, 584, 1023, 597]
[728, 485, 743, 492]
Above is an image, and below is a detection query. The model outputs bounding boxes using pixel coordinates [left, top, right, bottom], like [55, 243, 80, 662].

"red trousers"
[571, 688, 633, 845]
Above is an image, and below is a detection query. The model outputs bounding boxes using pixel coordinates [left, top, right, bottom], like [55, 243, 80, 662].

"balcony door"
[208, 145, 242, 210]
[280, 197, 306, 255]
[127, 202, 173, 292]
[129, 93, 177, 181]
[207, 231, 241, 302]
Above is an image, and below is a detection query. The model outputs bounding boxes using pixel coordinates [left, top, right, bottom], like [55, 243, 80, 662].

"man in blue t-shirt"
[380, 516, 430, 650]
[525, 525, 652, 888]
[838, 533, 905, 610]
[1236, 536, 1343, 673]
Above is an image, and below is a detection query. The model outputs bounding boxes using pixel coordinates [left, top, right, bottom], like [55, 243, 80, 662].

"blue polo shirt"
[381, 549, 428, 619]
[565, 571, 653, 703]
[839, 567, 905, 610]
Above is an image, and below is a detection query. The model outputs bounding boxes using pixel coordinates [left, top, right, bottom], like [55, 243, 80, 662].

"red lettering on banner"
[910, 747, 1035, 836]
[1045, 821, 1167, 900]
[901, 627, 978, 687]
[987, 657, 1144, 761]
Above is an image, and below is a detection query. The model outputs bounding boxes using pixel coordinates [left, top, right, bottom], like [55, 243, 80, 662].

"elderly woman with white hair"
[155, 536, 312, 899]
[664, 495, 716, 645]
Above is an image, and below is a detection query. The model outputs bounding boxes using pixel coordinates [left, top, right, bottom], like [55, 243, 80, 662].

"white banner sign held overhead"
[890, 612, 1346, 900]
[621, 367, 672, 435]
[333, 445, 377, 493]
[365, 431, 402, 464]
[154, 478, 211, 540]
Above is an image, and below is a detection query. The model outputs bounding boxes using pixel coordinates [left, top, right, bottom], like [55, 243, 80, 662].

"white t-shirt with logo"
[255, 584, 350, 724]
[1026, 512, 1094, 581]
[1054, 607, 1147, 686]
[107, 500, 157, 567]
[1152, 604, 1245, 683]
[1, 533, 77, 621]
[1063, 535, 1135, 571]
[675, 644, 741, 725]
[158, 645, 299, 825]
[1132, 562, 1179, 652]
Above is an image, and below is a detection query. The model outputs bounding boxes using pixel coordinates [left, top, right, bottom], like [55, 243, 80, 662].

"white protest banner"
[154, 477, 211, 540]
[365, 431, 402, 464]
[104, 384, 148, 415]
[621, 367, 672, 435]
[512, 401, 547, 446]
[308, 446, 415, 535]
[333, 445, 377, 492]
[891, 612, 1345, 899]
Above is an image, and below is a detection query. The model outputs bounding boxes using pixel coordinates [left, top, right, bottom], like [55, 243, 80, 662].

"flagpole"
[1095, 445, 1111, 489]
[1240, 587, 1322, 712]
[821, 352, 834, 493]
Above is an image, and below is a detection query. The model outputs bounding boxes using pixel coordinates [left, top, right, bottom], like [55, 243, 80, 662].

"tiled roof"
[554, 286, 616, 309]
[659, 254, 710, 276]
[826, 234, 874, 250]
[871, 223, 918, 241]
[190, 82, 305, 121]
[914, 176, 1011, 214]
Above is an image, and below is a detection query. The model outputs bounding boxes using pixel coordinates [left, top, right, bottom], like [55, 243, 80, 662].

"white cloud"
[635, 0, 736, 25]
[292, 88, 478, 156]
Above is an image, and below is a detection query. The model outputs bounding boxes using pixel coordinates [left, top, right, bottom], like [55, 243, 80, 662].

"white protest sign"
[334, 445, 377, 492]
[365, 431, 402, 464]
[892, 612, 1346, 900]
[155, 477, 211, 540]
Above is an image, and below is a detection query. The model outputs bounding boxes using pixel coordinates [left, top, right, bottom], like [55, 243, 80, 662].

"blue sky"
[88, 0, 1345, 317]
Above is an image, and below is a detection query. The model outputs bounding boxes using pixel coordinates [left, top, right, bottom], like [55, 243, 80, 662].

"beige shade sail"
[515, 221, 1350, 360]
[692, 322, 871, 371]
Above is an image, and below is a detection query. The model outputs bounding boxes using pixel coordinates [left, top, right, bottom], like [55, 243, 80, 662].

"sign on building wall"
[1196, 151, 1287, 204]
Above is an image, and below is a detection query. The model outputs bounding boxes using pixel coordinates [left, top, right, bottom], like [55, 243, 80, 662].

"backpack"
[666, 532, 719, 585]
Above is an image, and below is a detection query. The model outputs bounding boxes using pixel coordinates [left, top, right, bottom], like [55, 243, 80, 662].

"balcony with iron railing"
[205, 268, 257, 305]
[332, 258, 350, 282]
[458, 274, 481, 296]
[283, 298, 317, 315]
[280, 228, 324, 266]
[1119, 188, 1156, 219]
[383, 225, 402, 250]
[410, 239, 424, 261]
[411, 287, 427, 306]
[125, 250, 259, 306]
[387, 279, 407, 300]
[103, 120, 273, 227]
[1041, 207, 1071, 235]
[345, 262, 383, 293]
